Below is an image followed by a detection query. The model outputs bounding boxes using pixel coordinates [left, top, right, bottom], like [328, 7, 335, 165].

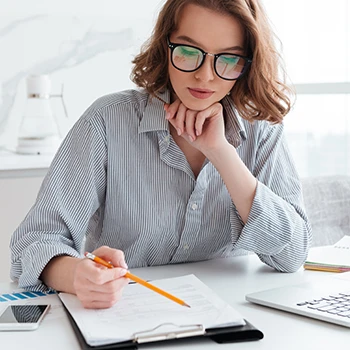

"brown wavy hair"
[131, 0, 293, 123]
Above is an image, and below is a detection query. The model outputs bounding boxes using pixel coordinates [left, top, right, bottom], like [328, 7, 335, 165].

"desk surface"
[1, 254, 349, 349]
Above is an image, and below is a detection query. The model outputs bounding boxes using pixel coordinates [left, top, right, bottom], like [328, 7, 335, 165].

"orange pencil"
[84, 252, 190, 308]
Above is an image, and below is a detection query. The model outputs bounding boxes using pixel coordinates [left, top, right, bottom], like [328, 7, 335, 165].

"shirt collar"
[221, 95, 247, 148]
[139, 89, 247, 147]
[139, 90, 170, 134]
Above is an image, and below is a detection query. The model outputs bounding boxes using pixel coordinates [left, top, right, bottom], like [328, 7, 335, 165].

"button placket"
[191, 203, 198, 210]
[169, 176, 207, 263]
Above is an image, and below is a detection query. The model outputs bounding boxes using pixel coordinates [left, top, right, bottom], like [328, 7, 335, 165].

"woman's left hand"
[164, 99, 229, 155]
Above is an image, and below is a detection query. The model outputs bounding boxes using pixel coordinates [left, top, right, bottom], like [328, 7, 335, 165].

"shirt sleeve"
[10, 106, 107, 291]
[233, 122, 312, 272]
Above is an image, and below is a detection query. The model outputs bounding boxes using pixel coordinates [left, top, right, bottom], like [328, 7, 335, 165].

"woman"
[10, 0, 311, 309]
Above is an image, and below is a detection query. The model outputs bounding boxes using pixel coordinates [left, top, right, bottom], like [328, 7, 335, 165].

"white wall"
[0, 0, 165, 147]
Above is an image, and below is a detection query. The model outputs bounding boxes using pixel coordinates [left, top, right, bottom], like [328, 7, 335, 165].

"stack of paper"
[304, 236, 350, 272]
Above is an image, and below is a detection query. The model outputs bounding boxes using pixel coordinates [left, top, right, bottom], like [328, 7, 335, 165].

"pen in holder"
[16, 75, 68, 155]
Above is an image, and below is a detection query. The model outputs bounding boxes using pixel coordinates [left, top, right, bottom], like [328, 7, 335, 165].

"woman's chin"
[181, 98, 214, 112]
[172, 90, 219, 111]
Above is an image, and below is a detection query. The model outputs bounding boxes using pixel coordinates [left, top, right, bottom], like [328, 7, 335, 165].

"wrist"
[204, 141, 236, 165]
[41, 256, 81, 294]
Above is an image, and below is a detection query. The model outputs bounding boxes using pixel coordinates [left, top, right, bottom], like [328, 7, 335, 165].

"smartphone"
[0, 304, 50, 331]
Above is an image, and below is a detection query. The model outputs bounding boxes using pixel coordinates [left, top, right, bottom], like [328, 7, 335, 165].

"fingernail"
[165, 112, 170, 119]
[196, 129, 200, 136]
[189, 135, 194, 142]
[121, 261, 128, 269]
[119, 268, 127, 277]
[177, 128, 181, 135]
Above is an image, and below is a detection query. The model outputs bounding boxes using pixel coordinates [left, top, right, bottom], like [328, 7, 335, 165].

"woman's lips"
[188, 88, 214, 99]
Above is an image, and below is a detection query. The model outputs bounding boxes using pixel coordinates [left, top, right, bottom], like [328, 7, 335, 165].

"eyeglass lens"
[172, 45, 246, 80]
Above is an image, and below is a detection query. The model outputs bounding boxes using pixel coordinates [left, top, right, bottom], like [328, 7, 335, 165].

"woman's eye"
[179, 46, 200, 56]
[220, 55, 240, 65]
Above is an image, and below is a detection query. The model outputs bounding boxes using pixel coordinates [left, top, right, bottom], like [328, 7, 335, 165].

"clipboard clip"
[133, 322, 205, 344]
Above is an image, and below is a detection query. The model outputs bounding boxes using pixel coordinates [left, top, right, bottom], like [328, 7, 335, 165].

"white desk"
[1, 255, 349, 349]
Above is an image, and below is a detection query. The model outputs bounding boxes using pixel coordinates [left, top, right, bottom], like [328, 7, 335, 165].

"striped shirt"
[10, 89, 312, 291]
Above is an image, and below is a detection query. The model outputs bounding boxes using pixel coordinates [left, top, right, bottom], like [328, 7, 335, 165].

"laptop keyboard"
[297, 291, 350, 318]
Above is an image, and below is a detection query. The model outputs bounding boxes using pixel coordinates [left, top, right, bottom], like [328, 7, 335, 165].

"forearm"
[10, 115, 107, 291]
[206, 143, 257, 223]
[41, 256, 80, 294]
[234, 181, 311, 272]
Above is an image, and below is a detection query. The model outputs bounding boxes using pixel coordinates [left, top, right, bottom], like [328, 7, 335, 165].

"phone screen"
[0, 305, 49, 324]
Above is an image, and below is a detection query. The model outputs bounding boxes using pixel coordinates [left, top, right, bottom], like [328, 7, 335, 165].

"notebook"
[246, 271, 350, 327]
[304, 236, 350, 272]
[59, 274, 263, 348]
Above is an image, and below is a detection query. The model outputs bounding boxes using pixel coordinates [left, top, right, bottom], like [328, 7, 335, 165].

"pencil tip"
[184, 303, 191, 308]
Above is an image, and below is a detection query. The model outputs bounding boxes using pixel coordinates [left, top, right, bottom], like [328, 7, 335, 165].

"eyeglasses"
[167, 38, 252, 81]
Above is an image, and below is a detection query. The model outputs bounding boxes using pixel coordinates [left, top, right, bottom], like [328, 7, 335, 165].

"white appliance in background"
[16, 75, 67, 155]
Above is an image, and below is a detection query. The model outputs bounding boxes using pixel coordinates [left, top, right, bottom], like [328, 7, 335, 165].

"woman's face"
[168, 4, 245, 111]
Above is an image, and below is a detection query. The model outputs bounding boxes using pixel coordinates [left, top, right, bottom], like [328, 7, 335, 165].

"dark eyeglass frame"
[167, 37, 252, 81]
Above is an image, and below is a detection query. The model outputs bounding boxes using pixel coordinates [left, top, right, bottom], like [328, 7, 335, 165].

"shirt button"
[191, 203, 198, 210]
[183, 244, 189, 251]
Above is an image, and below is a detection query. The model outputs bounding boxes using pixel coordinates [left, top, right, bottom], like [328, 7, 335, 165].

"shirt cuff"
[233, 181, 297, 255]
[15, 243, 82, 292]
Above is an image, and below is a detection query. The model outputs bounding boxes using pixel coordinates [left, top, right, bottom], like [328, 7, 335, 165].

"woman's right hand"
[73, 246, 129, 309]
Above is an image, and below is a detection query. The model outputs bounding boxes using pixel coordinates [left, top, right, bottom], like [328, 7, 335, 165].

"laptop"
[246, 271, 350, 327]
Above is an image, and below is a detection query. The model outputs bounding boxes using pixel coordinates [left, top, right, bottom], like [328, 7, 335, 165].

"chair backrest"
[301, 175, 350, 247]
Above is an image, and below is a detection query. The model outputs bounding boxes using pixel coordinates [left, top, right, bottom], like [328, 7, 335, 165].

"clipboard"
[62, 301, 263, 349]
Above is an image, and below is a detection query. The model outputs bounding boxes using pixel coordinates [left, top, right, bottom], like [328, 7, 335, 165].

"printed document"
[59, 274, 245, 346]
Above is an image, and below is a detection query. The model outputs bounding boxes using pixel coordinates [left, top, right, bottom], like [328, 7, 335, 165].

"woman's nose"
[194, 55, 215, 82]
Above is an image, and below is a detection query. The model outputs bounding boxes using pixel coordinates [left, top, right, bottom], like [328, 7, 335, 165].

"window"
[263, 0, 350, 177]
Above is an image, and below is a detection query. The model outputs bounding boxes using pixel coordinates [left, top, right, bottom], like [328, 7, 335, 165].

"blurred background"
[264, 0, 350, 177]
[0, 0, 349, 176]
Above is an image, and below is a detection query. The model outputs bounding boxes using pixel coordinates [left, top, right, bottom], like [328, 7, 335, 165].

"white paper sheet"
[59, 274, 245, 346]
